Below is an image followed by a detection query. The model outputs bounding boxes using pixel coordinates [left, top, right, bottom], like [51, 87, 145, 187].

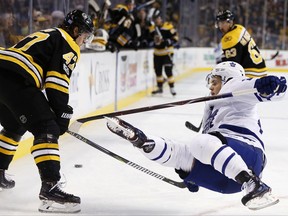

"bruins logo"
[224, 36, 232, 42]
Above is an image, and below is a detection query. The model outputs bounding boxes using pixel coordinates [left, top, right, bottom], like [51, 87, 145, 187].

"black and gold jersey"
[0, 27, 80, 111]
[149, 22, 179, 56]
[221, 24, 267, 77]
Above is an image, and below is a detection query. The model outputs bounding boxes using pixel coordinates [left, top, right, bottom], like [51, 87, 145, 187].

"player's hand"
[55, 105, 73, 135]
[254, 75, 287, 97]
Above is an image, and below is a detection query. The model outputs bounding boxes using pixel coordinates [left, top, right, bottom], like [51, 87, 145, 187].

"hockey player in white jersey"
[106, 61, 287, 210]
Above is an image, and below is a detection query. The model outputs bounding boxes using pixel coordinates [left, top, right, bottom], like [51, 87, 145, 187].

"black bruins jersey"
[149, 22, 179, 56]
[221, 24, 267, 77]
[0, 28, 80, 111]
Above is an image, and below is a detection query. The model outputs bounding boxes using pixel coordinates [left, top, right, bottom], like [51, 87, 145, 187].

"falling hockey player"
[106, 61, 287, 210]
[0, 10, 95, 213]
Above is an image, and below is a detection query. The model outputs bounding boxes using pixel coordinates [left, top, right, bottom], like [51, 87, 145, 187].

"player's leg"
[0, 74, 28, 190]
[163, 54, 176, 96]
[107, 117, 278, 210]
[0, 73, 80, 212]
[19, 88, 81, 213]
[0, 105, 25, 189]
[152, 55, 165, 94]
[184, 132, 278, 210]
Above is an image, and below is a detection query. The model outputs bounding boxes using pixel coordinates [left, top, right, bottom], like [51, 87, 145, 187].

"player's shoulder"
[162, 22, 174, 30]
[45, 28, 79, 55]
[221, 24, 246, 49]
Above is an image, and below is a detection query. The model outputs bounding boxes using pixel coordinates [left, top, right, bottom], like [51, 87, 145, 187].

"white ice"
[1, 72, 288, 216]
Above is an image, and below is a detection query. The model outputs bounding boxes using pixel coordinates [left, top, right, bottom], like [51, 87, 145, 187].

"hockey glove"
[55, 105, 73, 135]
[254, 75, 287, 97]
[185, 181, 199, 192]
[164, 39, 172, 47]
[106, 41, 119, 53]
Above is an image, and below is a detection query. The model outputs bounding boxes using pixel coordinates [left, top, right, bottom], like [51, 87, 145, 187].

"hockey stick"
[136, 0, 156, 10]
[67, 130, 186, 188]
[185, 120, 202, 132]
[97, 0, 111, 28]
[69, 88, 256, 133]
[264, 50, 279, 61]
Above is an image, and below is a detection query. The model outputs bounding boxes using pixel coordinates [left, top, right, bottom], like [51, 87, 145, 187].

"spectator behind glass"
[51, 10, 65, 27]
[0, 10, 23, 48]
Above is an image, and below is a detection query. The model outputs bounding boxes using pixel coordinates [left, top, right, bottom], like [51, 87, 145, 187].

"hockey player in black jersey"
[0, 10, 94, 213]
[107, 0, 141, 51]
[215, 10, 267, 78]
[149, 10, 179, 96]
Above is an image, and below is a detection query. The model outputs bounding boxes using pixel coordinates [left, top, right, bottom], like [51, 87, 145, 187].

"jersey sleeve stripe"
[47, 71, 70, 83]
[45, 82, 69, 94]
[45, 77, 69, 88]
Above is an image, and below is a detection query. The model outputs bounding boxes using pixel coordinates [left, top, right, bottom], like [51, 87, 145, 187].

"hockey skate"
[170, 87, 177, 96]
[0, 169, 15, 189]
[151, 88, 163, 95]
[38, 181, 81, 213]
[237, 172, 279, 210]
[106, 116, 155, 152]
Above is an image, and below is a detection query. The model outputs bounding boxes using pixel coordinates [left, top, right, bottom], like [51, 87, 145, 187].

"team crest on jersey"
[224, 36, 232, 42]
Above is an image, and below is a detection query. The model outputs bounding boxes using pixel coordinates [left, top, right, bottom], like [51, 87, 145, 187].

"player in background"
[107, 0, 141, 51]
[106, 61, 287, 210]
[0, 10, 95, 213]
[216, 10, 267, 78]
[149, 9, 179, 96]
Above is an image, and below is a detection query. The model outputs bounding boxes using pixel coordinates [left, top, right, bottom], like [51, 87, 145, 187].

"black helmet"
[216, 10, 235, 22]
[64, 9, 94, 34]
[125, 0, 135, 4]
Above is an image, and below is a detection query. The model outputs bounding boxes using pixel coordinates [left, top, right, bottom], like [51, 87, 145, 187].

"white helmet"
[85, 28, 109, 51]
[211, 61, 245, 83]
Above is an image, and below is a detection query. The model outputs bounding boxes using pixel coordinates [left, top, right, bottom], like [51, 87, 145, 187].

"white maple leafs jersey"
[202, 77, 285, 151]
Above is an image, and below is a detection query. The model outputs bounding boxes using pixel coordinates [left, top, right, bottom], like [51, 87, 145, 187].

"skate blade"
[245, 191, 279, 210]
[105, 116, 135, 139]
[39, 200, 81, 213]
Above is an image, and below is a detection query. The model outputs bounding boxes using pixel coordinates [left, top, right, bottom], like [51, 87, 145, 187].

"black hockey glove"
[127, 40, 140, 51]
[164, 39, 172, 46]
[106, 41, 119, 53]
[254, 75, 287, 97]
[175, 169, 199, 192]
[55, 105, 73, 135]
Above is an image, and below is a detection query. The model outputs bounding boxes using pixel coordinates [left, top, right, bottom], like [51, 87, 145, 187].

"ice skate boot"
[236, 171, 279, 210]
[0, 169, 15, 189]
[170, 87, 176, 96]
[151, 88, 163, 95]
[106, 116, 155, 152]
[38, 181, 81, 213]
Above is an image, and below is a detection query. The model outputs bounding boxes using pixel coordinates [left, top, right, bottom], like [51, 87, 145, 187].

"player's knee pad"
[189, 133, 225, 164]
[30, 119, 60, 138]
[0, 128, 23, 142]
[33, 133, 59, 145]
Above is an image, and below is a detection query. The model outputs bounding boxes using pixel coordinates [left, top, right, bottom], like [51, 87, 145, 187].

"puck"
[74, 164, 83, 168]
